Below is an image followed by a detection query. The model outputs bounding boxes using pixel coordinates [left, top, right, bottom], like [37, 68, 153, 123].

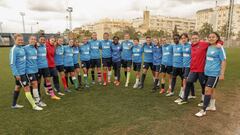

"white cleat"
[188, 95, 196, 99]
[195, 110, 206, 117]
[206, 106, 216, 111]
[198, 102, 203, 107]
[133, 83, 139, 89]
[125, 82, 129, 87]
[11, 104, 24, 109]
[36, 101, 47, 107]
[166, 92, 174, 97]
[33, 105, 43, 111]
[174, 98, 182, 103]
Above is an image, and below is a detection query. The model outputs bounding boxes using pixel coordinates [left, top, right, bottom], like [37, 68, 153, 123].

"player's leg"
[97, 59, 102, 85]
[102, 58, 108, 86]
[152, 66, 160, 93]
[11, 77, 24, 109]
[107, 59, 112, 83]
[69, 67, 79, 90]
[49, 68, 61, 99]
[75, 64, 82, 88]
[167, 67, 177, 96]
[133, 63, 141, 89]
[125, 61, 132, 87]
[139, 63, 149, 89]
[115, 61, 121, 86]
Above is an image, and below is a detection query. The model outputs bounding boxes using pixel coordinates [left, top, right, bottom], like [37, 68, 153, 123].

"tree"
[113, 31, 124, 39]
[123, 26, 136, 39]
[37, 29, 45, 35]
[143, 30, 166, 38]
[172, 25, 178, 36]
[199, 23, 213, 39]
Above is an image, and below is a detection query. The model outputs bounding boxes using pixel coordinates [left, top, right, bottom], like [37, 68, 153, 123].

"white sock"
[136, 78, 139, 84]
[114, 76, 117, 80]
[33, 88, 40, 103]
[108, 71, 112, 80]
[201, 94, 205, 101]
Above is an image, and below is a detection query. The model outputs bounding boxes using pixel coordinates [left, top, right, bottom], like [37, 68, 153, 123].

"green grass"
[0, 47, 239, 135]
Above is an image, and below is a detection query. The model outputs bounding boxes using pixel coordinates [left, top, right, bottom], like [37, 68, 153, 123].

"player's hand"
[219, 74, 224, 80]
[16, 76, 21, 80]
[216, 44, 222, 48]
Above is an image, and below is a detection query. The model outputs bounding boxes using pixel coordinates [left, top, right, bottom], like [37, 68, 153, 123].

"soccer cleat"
[103, 82, 107, 86]
[33, 105, 43, 111]
[85, 84, 90, 88]
[198, 102, 203, 107]
[195, 110, 206, 117]
[166, 92, 174, 97]
[188, 95, 197, 99]
[64, 89, 72, 93]
[166, 89, 171, 94]
[44, 88, 50, 96]
[98, 82, 102, 85]
[11, 104, 24, 109]
[178, 100, 188, 105]
[174, 98, 182, 103]
[115, 81, 120, 86]
[108, 80, 111, 83]
[133, 83, 139, 89]
[138, 84, 144, 89]
[37, 101, 47, 107]
[125, 82, 129, 87]
[114, 80, 117, 84]
[51, 96, 61, 100]
[91, 81, 95, 85]
[57, 92, 65, 96]
[206, 106, 216, 111]
[159, 89, 165, 94]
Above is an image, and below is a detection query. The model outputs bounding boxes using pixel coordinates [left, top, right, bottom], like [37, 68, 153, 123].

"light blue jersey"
[73, 46, 79, 64]
[143, 43, 153, 63]
[132, 44, 143, 63]
[121, 40, 133, 60]
[100, 40, 112, 58]
[9, 45, 26, 76]
[37, 44, 48, 69]
[79, 43, 91, 61]
[161, 44, 173, 66]
[182, 42, 191, 68]
[55, 45, 64, 66]
[89, 39, 101, 59]
[63, 45, 74, 67]
[172, 44, 183, 68]
[205, 46, 226, 77]
[23, 45, 38, 74]
[153, 45, 162, 65]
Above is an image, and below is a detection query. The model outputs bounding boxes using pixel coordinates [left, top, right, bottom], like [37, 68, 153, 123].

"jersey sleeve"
[219, 46, 226, 61]
[9, 47, 19, 76]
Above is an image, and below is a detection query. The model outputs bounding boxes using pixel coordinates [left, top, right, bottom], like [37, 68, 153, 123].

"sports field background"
[0, 47, 239, 135]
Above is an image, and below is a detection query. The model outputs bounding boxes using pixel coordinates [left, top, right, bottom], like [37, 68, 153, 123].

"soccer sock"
[91, 71, 95, 81]
[136, 78, 140, 84]
[103, 72, 107, 82]
[140, 74, 146, 85]
[61, 76, 68, 89]
[190, 84, 195, 96]
[126, 72, 131, 84]
[97, 71, 102, 82]
[124, 71, 127, 78]
[117, 68, 121, 81]
[84, 74, 88, 84]
[78, 75, 82, 86]
[53, 75, 60, 92]
[171, 78, 177, 92]
[203, 95, 211, 111]
[69, 76, 74, 85]
[201, 94, 205, 102]
[107, 70, 112, 81]
[115, 76, 118, 81]
[161, 83, 165, 89]
[32, 88, 41, 103]
[72, 76, 79, 89]
[153, 79, 159, 89]
[12, 90, 20, 106]
[45, 81, 56, 97]
[25, 92, 36, 108]
[183, 82, 192, 101]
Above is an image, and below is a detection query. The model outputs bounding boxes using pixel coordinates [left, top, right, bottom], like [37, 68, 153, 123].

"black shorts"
[26, 73, 38, 82]
[56, 65, 65, 72]
[38, 68, 51, 78]
[102, 58, 112, 67]
[172, 67, 184, 78]
[81, 61, 91, 69]
[64, 66, 75, 73]
[160, 65, 173, 74]
[153, 65, 161, 72]
[183, 67, 190, 79]
[74, 63, 80, 69]
[133, 62, 141, 72]
[143, 62, 153, 70]
[90, 59, 101, 68]
[205, 76, 219, 88]
[187, 72, 206, 84]
[121, 60, 132, 68]
[15, 74, 29, 87]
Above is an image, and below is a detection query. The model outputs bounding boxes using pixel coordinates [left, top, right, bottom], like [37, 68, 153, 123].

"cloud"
[27, 0, 66, 13]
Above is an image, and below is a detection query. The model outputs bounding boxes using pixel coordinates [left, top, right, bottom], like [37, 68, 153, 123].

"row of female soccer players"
[9, 32, 226, 118]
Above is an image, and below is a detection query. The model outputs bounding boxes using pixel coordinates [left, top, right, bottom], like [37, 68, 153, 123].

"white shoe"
[125, 82, 129, 87]
[37, 101, 47, 107]
[195, 110, 206, 117]
[166, 92, 174, 97]
[206, 106, 216, 111]
[33, 105, 43, 111]
[188, 95, 196, 99]
[92, 81, 95, 85]
[11, 104, 24, 109]
[133, 83, 138, 89]
[198, 102, 203, 107]
[174, 98, 182, 103]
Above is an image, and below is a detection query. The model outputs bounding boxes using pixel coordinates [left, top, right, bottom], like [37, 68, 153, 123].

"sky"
[0, 0, 238, 33]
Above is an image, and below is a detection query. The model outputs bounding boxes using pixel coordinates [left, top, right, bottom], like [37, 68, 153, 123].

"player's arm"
[219, 46, 227, 80]
[9, 48, 20, 79]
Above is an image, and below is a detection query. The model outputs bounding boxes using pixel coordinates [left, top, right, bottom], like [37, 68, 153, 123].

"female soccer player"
[152, 37, 162, 92]
[166, 34, 184, 97]
[195, 32, 226, 117]
[10, 34, 43, 110]
[101, 32, 112, 86]
[160, 37, 173, 94]
[139, 36, 154, 89]
[79, 36, 91, 88]
[73, 40, 82, 88]
[132, 38, 143, 89]
[111, 36, 122, 86]
[63, 39, 79, 90]
[54, 37, 70, 93]
[121, 33, 133, 87]
[24, 35, 46, 107]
